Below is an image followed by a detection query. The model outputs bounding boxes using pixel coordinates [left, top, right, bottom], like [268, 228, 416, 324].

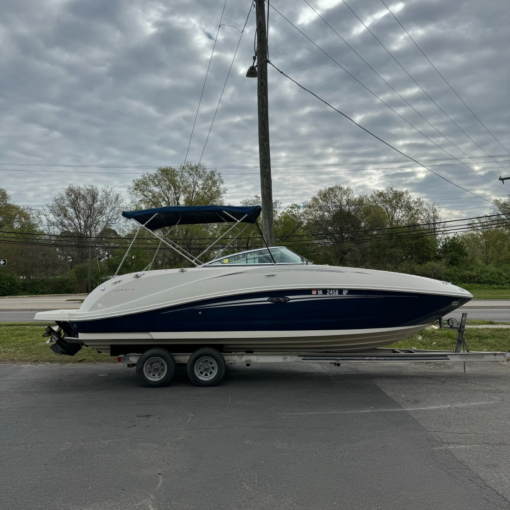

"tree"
[46, 185, 124, 291]
[0, 188, 38, 232]
[235, 196, 309, 256]
[237, 195, 281, 250]
[367, 188, 428, 227]
[303, 186, 364, 265]
[463, 217, 510, 266]
[299, 186, 441, 269]
[492, 196, 510, 222]
[126, 164, 226, 268]
[439, 235, 468, 266]
[129, 163, 225, 209]
[359, 188, 440, 270]
[0, 188, 55, 282]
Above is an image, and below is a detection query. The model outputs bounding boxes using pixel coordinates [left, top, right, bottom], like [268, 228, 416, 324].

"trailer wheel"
[136, 349, 176, 388]
[187, 348, 225, 387]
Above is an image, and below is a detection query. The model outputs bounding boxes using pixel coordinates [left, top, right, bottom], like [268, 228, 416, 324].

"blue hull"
[72, 289, 469, 334]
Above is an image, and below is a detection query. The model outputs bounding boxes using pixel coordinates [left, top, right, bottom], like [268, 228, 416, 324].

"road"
[0, 295, 83, 322]
[445, 307, 510, 322]
[0, 362, 509, 509]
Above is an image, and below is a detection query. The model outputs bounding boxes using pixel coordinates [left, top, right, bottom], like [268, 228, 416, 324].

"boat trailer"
[117, 311, 508, 368]
[46, 311, 508, 386]
[118, 349, 508, 367]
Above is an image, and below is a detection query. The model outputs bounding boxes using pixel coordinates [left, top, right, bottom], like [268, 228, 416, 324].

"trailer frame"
[115, 312, 508, 367]
[117, 348, 508, 368]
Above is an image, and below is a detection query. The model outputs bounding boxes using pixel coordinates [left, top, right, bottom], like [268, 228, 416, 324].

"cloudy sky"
[1, 0, 509, 218]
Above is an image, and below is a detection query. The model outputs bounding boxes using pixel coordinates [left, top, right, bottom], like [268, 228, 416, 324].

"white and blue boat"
[36, 205, 472, 360]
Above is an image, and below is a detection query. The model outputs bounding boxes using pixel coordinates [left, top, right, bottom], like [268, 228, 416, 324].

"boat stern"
[34, 309, 74, 322]
[34, 309, 83, 356]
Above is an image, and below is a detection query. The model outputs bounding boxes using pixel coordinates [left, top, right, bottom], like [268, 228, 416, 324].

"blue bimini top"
[122, 205, 262, 230]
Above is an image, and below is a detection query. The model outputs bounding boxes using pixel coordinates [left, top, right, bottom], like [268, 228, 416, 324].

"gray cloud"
[0, 0, 508, 217]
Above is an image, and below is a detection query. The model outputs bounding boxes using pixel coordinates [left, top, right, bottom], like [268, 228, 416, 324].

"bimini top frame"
[114, 205, 264, 276]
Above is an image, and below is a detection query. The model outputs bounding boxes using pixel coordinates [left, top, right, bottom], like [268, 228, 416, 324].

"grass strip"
[392, 327, 510, 352]
[460, 284, 510, 300]
[0, 322, 509, 364]
[0, 324, 115, 364]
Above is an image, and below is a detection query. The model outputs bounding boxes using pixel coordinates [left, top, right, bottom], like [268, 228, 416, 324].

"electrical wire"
[300, 0, 505, 188]
[199, 3, 254, 164]
[268, 60, 496, 205]
[378, 0, 510, 157]
[269, 2, 505, 192]
[1, 213, 507, 243]
[0, 165, 506, 181]
[0, 166, 508, 192]
[0, 155, 507, 168]
[3, 225, 506, 249]
[183, 0, 228, 164]
[341, 0, 506, 177]
[2, 217, 507, 247]
[2, 217, 508, 252]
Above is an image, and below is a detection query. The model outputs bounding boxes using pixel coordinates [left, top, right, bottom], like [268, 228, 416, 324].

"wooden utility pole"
[255, 0, 275, 246]
[87, 242, 92, 293]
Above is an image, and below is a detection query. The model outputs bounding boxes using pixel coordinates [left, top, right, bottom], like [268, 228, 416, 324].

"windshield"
[205, 247, 307, 266]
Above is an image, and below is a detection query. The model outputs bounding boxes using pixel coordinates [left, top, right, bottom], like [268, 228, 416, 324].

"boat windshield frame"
[201, 246, 308, 267]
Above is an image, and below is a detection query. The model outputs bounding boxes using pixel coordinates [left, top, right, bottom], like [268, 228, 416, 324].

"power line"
[0, 155, 507, 168]
[2, 218, 507, 252]
[1, 165, 509, 182]
[268, 61, 496, 205]
[199, 3, 254, 164]
[341, 0, 506, 177]
[301, 0, 505, 188]
[1, 213, 506, 242]
[2, 210, 508, 249]
[183, 0, 228, 164]
[378, 0, 510, 156]
[268, 3, 505, 192]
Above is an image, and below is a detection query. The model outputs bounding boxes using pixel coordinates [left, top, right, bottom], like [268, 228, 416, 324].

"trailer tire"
[187, 348, 225, 387]
[136, 348, 176, 388]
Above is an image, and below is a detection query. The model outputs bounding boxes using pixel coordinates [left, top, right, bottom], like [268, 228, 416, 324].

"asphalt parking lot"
[1, 361, 509, 509]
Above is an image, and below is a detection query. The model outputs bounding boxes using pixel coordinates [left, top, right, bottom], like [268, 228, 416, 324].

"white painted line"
[281, 401, 498, 416]
[432, 444, 507, 450]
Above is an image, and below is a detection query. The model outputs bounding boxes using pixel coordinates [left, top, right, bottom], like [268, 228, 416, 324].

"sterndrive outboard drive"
[43, 323, 83, 356]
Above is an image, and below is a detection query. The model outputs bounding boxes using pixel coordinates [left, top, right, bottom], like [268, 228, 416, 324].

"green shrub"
[19, 275, 78, 295]
[444, 265, 510, 285]
[0, 271, 21, 296]
[412, 261, 447, 280]
[21, 279, 46, 295]
[70, 262, 109, 292]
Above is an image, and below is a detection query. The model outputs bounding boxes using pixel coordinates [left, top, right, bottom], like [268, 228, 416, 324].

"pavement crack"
[430, 442, 510, 508]
[156, 472, 163, 490]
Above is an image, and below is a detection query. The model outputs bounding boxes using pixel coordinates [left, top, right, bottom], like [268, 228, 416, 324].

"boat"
[35, 204, 472, 386]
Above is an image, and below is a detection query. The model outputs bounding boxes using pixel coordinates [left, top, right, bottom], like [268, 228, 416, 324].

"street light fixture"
[246, 64, 257, 78]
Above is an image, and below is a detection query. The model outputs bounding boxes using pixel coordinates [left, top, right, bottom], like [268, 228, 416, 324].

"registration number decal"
[312, 289, 348, 296]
